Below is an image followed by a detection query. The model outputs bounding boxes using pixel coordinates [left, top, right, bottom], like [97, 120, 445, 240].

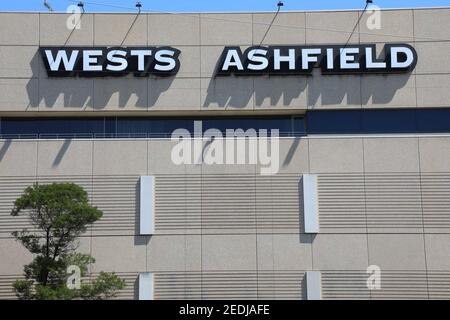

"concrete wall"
[0, 136, 449, 299]
[0, 8, 449, 114]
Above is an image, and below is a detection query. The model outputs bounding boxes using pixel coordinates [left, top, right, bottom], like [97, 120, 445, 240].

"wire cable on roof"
[342, 0, 373, 49]
[65, 0, 446, 43]
[258, 1, 284, 46]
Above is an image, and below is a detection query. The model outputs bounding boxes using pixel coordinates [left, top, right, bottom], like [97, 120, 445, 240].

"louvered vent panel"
[370, 271, 429, 300]
[201, 175, 256, 232]
[91, 176, 138, 235]
[0, 176, 92, 238]
[365, 174, 423, 232]
[319, 174, 426, 233]
[0, 274, 21, 299]
[422, 174, 450, 232]
[318, 174, 367, 233]
[428, 271, 450, 299]
[322, 271, 429, 300]
[321, 271, 370, 300]
[155, 271, 258, 300]
[257, 175, 301, 232]
[258, 271, 305, 300]
[155, 174, 301, 233]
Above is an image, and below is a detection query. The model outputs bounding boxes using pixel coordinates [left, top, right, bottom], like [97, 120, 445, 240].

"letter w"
[45, 50, 79, 71]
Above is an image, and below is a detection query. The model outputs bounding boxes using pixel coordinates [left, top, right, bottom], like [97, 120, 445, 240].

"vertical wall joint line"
[303, 174, 319, 233]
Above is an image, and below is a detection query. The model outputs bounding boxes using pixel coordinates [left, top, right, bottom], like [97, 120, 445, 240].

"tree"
[10, 183, 125, 300]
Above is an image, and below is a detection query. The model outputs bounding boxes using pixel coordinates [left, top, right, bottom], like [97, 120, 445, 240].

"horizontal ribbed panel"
[318, 173, 450, 233]
[370, 271, 429, 300]
[422, 174, 450, 231]
[91, 176, 138, 235]
[0, 176, 92, 238]
[428, 271, 450, 299]
[0, 273, 138, 300]
[322, 271, 429, 300]
[0, 274, 21, 300]
[154, 271, 305, 300]
[318, 174, 366, 233]
[321, 271, 370, 300]
[155, 174, 301, 234]
[1, 173, 450, 236]
[4, 271, 450, 300]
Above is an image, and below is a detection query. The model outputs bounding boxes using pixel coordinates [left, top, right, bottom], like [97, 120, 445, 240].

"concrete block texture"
[368, 234, 427, 271]
[253, 12, 306, 45]
[37, 140, 93, 176]
[200, 13, 252, 45]
[309, 138, 364, 173]
[359, 9, 414, 43]
[305, 11, 360, 44]
[148, 14, 200, 46]
[39, 13, 94, 46]
[312, 234, 369, 270]
[94, 14, 147, 46]
[0, 13, 39, 45]
[92, 140, 148, 175]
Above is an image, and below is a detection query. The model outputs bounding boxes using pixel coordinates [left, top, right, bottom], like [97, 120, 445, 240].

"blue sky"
[2, 0, 450, 13]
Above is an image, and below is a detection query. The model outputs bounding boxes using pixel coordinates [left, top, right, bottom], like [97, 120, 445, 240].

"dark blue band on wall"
[1, 109, 450, 139]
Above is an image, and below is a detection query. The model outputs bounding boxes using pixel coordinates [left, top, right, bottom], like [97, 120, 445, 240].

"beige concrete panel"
[254, 77, 307, 110]
[148, 78, 200, 111]
[0, 238, 32, 274]
[91, 236, 146, 272]
[200, 138, 257, 175]
[148, 139, 185, 174]
[360, 9, 414, 43]
[92, 140, 147, 175]
[256, 234, 274, 270]
[419, 137, 450, 172]
[39, 78, 93, 111]
[361, 74, 417, 108]
[307, 70, 362, 109]
[0, 46, 39, 78]
[37, 140, 93, 176]
[0, 79, 38, 111]
[258, 234, 312, 271]
[363, 138, 419, 173]
[202, 235, 257, 271]
[177, 46, 201, 78]
[0, 13, 39, 45]
[0, 141, 37, 176]
[305, 11, 359, 44]
[309, 138, 364, 173]
[415, 42, 450, 74]
[425, 234, 450, 270]
[40, 13, 94, 46]
[368, 234, 426, 270]
[148, 14, 200, 46]
[201, 77, 254, 110]
[416, 74, 450, 108]
[93, 77, 148, 111]
[266, 138, 309, 174]
[201, 46, 230, 78]
[94, 14, 147, 46]
[200, 14, 252, 45]
[414, 8, 450, 42]
[147, 235, 201, 272]
[312, 234, 369, 270]
[253, 12, 306, 45]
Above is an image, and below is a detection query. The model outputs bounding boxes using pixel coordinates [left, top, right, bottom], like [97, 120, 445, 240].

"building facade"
[1, 8, 450, 299]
